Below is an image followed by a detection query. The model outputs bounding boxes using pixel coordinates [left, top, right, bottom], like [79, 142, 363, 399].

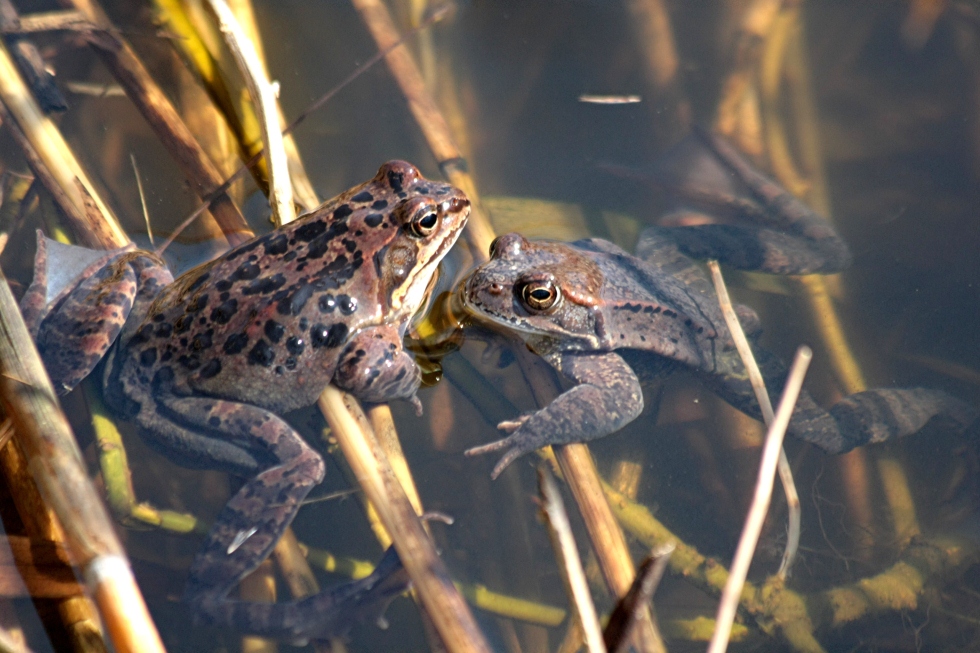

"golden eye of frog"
[21, 161, 470, 641]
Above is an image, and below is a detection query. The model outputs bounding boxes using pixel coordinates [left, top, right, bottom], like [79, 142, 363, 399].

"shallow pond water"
[1, 1, 979, 652]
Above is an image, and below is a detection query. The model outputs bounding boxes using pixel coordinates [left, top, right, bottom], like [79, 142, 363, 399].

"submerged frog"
[21, 161, 470, 640]
[462, 131, 976, 478]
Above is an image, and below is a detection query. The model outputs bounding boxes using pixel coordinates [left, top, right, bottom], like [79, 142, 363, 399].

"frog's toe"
[408, 394, 423, 416]
[464, 432, 538, 479]
[497, 414, 532, 434]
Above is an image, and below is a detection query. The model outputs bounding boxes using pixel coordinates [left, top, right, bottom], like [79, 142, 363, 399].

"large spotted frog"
[462, 131, 976, 478]
[21, 161, 470, 640]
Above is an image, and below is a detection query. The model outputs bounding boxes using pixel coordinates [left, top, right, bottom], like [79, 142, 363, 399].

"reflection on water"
[1, 1, 978, 651]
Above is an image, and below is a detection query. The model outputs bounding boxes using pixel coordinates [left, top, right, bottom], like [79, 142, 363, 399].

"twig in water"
[708, 259, 801, 579]
[707, 346, 812, 653]
[129, 154, 152, 248]
[204, 0, 294, 226]
[537, 466, 606, 653]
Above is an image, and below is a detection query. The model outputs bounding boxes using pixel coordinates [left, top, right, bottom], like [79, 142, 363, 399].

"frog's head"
[462, 233, 607, 350]
[366, 161, 470, 322]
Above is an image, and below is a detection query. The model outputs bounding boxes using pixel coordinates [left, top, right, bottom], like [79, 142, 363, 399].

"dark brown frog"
[21, 161, 470, 640]
[461, 131, 976, 478]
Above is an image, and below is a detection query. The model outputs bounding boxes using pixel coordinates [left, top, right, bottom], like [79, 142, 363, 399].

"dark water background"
[1, 1, 979, 651]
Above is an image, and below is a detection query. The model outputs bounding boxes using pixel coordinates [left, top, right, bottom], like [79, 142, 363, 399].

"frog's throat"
[388, 218, 466, 323]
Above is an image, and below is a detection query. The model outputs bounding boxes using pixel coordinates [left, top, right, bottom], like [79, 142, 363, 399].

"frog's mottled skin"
[462, 132, 976, 478]
[22, 161, 470, 641]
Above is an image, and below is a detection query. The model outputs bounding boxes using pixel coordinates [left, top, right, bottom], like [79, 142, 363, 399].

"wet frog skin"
[462, 131, 976, 479]
[21, 161, 470, 641]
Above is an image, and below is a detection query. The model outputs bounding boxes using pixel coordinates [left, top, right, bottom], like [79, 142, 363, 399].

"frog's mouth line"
[462, 287, 601, 349]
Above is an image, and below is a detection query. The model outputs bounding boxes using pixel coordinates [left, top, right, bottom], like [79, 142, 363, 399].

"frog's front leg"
[333, 325, 422, 413]
[466, 351, 642, 479]
[137, 394, 406, 640]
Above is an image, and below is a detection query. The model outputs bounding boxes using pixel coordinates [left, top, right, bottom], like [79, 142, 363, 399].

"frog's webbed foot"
[191, 545, 410, 643]
[708, 347, 979, 454]
[334, 325, 422, 411]
[466, 352, 643, 479]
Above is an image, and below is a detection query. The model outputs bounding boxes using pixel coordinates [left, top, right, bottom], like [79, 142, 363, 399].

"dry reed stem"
[204, 0, 294, 226]
[4, 9, 91, 34]
[0, 40, 126, 248]
[707, 346, 811, 653]
[715, 0, 782, 137]
[537, 468, 605, 653]
[226, 0, 319, 212]
[708, 260, 801, 578]
[349, 0, 495, 259]
[0, 268, 164, 652]
[63, 0, 250, 246]
[319, 387, 493, 653]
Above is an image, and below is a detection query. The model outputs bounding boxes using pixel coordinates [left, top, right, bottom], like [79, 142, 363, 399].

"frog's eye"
[409, 206, 440, 238]
[519, 279, 561, 312]
[488, 236, 501, 257]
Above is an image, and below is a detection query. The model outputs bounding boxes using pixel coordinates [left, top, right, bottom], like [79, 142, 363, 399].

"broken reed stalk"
[538, 468, 605, 653]
[709, 346, 811, 653]
[204, 0, 295, 226]
[0, 39, 126, 248]
[707, 260, 801, 578]
[0, 269, 165, 653]
[61, 0, 250, 246]
[319, 387, 493, 653]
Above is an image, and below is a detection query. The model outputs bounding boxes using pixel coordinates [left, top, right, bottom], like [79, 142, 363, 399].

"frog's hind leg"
[141, 394, 405, 640]
[705, 347, 978, 454]
[642, 127, 852, 275]
[22, 233, 171, 395]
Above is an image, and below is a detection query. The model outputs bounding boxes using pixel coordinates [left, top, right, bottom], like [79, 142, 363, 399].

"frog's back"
[117, 164, 425, 413]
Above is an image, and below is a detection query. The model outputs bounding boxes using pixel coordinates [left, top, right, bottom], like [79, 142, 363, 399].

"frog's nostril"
[489, 283, 503, 295]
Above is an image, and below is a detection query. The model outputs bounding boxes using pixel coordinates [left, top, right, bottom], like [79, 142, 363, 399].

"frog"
[461, 129, 976, 479]
[19, 160, 471, 641]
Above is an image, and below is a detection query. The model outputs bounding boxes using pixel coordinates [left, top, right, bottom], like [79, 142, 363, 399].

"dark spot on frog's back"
[311, 323, 348, 349]
[210, 298, 238, 324]
[365, 213, 384, 228]
[139, 348, 157, 367]
[351, 190, 373, 203]
[187, 271, 210, 292]
[242, 273, 287, 296]
[223, 332, 249, 355]
[387, 170, 404, 193]
[294, 220, 326, 242]
[264, 320, 285, 343]
[264, 233, 288, 256]
[233, 260, 260, 281]
[151, 366, 175, 393]
[248, 340, 275, 367]
[371, 199, 388, 210]
[334, 205, 353, 221]
[276, 282, 314, 316]
[199, 359, 222, 379]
